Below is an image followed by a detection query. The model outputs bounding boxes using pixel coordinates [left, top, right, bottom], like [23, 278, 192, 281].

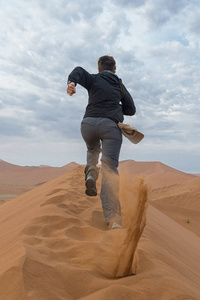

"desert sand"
[0, 159, 78, 200]
[0, 160, 200, 299]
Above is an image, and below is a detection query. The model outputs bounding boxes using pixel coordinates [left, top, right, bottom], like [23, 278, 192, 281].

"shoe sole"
[85, 178, 97, 196]
[111, 223, 122, 229]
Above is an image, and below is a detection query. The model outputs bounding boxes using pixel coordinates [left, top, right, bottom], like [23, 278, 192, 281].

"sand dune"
[119, 160, 196, 189]
[151, 201, 200, 237]
[1, 159, 196, 202]
[0, 159, 78, 200]
[151, 176, 200, 211]
[0, 164, 200, 299]
[118, 159, 200, 210]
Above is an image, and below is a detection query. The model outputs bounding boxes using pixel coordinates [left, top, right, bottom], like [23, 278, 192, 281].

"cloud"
[140, 0, 191, 28]
[0, 0, 199, 172]
[0, 116, 30, 137]
[111, 0, 146, 8]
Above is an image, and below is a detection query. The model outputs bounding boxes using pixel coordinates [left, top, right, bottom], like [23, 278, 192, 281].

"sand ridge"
[0, 165, 149, 299]
[0, 163, 200, 299]
[0, 160, 78, 200]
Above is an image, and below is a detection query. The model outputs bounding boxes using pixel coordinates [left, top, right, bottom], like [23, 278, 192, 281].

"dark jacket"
[68, 67, 136, 123]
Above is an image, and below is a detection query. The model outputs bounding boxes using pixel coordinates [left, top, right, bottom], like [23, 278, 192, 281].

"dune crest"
[21, 168, 148, 279]
[1, 164, 200, 299]
[0, 160, 78, 200]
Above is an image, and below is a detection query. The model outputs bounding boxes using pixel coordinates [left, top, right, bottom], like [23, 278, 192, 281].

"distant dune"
[0, 159, 79, 200]
[0, 161, 200, 299]
[118, 160, 196, 189]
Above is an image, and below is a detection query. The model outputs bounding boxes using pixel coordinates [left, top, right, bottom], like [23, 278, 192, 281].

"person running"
[67, 55, 136, 229]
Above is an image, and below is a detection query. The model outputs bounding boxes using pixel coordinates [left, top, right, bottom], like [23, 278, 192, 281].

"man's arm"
[121, 85, 136, 116]
[67, 66, 92, 90]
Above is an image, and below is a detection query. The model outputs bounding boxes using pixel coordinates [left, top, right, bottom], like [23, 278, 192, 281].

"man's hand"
[67, 82, 76, 96]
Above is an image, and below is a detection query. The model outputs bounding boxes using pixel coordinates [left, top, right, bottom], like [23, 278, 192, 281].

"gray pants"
[81, 117, 122, 225]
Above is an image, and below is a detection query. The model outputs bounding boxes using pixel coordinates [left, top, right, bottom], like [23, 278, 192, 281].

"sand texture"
[0, 159, 78, 200]
[0, 161, 200, 299]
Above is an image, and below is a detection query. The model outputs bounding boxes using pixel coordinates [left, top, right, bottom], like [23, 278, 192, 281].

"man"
[67, 55, 136, 229]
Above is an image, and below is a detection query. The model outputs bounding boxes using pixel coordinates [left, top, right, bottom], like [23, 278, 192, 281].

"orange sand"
[0, 159, 78, 200]
[0, 161, 200, 299]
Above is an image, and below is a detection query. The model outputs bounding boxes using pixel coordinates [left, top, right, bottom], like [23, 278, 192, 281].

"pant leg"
[81, 117, 101, 178]
[99, 118, 122, 225]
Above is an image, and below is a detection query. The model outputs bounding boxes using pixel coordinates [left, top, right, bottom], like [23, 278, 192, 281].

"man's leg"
[99, 118, 122, 227]
[81, 118, 101, 196]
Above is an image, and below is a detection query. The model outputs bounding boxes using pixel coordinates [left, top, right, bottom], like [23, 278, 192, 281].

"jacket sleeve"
[67, 67, 92, 90]
[121, 85, 136, 116]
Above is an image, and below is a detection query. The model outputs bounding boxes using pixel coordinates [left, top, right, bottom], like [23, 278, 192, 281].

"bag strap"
[119, 78, 125, 98]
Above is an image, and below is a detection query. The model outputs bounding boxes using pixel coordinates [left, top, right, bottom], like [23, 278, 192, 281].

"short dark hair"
[98, 55, 116, 73]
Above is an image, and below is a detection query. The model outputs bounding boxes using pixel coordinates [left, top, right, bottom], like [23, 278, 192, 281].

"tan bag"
[118, 122, 144, 144]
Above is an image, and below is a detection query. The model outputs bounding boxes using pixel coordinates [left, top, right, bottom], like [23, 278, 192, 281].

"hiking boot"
[84, 167, 99, 197]
[85, 174, 97, 196]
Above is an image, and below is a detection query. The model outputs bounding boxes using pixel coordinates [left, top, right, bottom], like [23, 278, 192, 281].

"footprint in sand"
[22, 175, 149, 278]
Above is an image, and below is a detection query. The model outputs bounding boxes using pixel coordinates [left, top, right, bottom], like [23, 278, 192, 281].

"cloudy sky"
[0, 0, 199, 173]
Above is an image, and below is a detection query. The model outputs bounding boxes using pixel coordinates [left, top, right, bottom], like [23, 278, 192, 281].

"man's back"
[68, 67, 136, 123]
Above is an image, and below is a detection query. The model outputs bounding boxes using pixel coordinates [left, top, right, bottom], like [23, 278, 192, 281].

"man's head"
[98, 55, 116, 73]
